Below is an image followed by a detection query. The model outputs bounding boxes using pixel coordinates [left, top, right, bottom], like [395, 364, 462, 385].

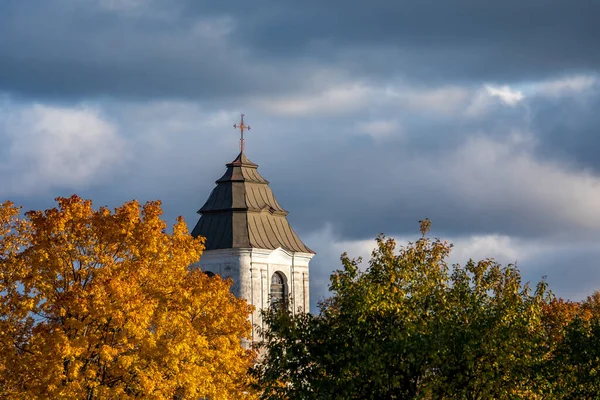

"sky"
[2, 0, 600, 312]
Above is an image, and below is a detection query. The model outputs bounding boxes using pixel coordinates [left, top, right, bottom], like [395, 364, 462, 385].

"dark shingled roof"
[192, 151, 314, 254]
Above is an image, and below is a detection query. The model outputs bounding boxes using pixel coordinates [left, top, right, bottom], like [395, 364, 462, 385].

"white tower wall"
[195, 248, 314, 343]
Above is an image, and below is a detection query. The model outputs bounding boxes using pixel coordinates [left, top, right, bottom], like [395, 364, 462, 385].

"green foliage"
[253, 221, 562, 399]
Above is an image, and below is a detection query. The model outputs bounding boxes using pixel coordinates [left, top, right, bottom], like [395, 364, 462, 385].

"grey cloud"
[0, 2, 303, 101]
[524, 245, 600, 301]
[530, 90, 600, 172]
[226, 0, 600, 83]
[4, 86, 598, 246]
[2, 1, 600, 101]
[95, 97, 597, 244]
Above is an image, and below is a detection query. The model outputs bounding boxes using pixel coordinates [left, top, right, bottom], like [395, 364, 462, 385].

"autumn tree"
[0, 196, 256, 399]
[542, 293, 600, 399]
[253, 221, 551, 399]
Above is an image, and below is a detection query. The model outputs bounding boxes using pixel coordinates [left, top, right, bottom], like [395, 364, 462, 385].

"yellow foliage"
[0, 196, 257, 399]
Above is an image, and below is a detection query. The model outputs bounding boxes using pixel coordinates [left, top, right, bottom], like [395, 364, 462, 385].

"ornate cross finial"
[233, 113, 251, 152]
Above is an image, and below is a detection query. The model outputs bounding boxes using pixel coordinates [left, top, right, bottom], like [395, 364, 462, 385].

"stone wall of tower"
[194, 248, 314, 343]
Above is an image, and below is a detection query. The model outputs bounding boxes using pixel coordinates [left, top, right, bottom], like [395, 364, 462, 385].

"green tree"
[253, 221, 550, 399]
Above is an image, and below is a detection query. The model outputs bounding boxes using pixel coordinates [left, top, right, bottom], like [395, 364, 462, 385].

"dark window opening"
[270, 272, 287, 309]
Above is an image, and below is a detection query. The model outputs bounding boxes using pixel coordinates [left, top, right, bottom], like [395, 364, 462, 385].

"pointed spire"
[192, 149, 314, 254]
[227, 151, 258, 168]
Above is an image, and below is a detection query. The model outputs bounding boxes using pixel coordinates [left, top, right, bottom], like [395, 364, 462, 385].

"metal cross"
[233, 113, 251, 152]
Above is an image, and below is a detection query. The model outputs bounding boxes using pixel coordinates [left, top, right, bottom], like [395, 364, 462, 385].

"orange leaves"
[0, 195, 256, 399]
[541, 298, 588, 347]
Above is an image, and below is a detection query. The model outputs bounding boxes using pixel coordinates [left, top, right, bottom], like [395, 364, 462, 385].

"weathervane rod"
[233, 113, 251, 152]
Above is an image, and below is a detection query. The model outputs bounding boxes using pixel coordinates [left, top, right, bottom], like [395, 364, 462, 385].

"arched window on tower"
[270, 272, 287, 310]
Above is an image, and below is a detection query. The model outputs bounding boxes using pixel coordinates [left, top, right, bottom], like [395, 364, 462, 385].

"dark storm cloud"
[209, 0, 600, 82]
[2, 0, 600, 100]
[530, 90, 600, 172]
[0, 1, 299, 100]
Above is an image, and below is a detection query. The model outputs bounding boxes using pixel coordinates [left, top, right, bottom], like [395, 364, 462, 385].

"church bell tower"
[191, 115, 314, 343]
